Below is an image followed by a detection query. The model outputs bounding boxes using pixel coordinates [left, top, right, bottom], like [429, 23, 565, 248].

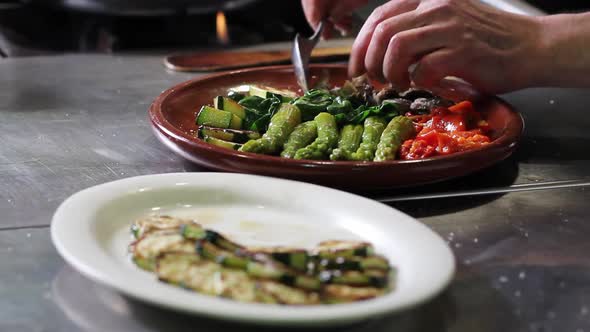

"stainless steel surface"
[2, 186, 590, 332]
[376, 179, 590, 202]
[1, 46, 590, 331]
[292, 20, 324, 92]
[0, 54, 198, 229]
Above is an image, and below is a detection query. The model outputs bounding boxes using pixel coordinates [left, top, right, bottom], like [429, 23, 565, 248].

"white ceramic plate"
[51, 173, 454, 327]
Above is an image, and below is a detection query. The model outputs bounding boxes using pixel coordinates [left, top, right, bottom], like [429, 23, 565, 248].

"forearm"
[532, 13, 590, 87]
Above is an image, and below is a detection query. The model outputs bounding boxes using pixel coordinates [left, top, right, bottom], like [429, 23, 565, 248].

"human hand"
[349, 0, 543, 94]
[301, 0, 369, 38]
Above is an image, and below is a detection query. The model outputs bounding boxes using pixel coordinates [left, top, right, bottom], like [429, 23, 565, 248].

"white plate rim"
[51, 172, 455, 327]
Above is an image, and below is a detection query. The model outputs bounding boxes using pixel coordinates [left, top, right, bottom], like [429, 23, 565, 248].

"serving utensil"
[375, 179, 590, 202]
[291, 20, 325, 92]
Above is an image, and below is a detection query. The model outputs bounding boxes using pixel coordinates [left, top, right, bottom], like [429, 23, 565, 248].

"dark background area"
[0, 0, 589, 57]
[0, 0, 311, 56]
[531, 0, 590, 13]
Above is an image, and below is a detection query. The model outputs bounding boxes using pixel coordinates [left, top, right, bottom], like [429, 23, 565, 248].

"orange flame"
[216, 11, 230, 45]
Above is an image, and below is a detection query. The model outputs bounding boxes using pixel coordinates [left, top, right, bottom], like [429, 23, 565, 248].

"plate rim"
[149, 64, 524, 168]
[51, 172, 455, 327]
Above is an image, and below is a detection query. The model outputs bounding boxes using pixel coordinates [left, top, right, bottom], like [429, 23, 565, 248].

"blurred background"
[0, 0, 588, 57]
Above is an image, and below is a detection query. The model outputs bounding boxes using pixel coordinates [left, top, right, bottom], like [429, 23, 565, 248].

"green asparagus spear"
[293, 113, 339, 160]
[330, 124, 364, 161]
[349, 117, 387, 161]
[280, 121, 318, 158]
[239, 103, 301, 154]
[374, 116, 415, 161]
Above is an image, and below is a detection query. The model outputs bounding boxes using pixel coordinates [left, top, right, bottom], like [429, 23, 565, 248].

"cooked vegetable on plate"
[194, 76, 492, 161]
[129, 215, 394, 305]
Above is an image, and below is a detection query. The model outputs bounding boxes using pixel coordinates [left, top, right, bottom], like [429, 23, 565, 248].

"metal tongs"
[292, 20, 325, 92]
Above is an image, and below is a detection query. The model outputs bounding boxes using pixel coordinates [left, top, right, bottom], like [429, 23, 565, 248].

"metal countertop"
[1, 50, 589, 332]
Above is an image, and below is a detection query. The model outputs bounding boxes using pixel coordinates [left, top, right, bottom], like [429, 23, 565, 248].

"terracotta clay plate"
[149, 64, 523, 190]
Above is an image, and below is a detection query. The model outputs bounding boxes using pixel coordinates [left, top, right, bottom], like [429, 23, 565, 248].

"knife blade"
[292, 20, 325, 92]
[373, 179, 590, 202]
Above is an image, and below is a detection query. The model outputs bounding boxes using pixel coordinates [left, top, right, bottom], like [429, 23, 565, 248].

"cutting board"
[164, 46, 351, 72]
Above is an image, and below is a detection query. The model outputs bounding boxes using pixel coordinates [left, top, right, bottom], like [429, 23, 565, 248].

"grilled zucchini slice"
[157, 252, 258, 302]
[203, 135, 243, 150]
[246, 261, 321, 291]
[131, 231, 195, 271]
[256, 281, 320, 305]
[197, 126, 261, 143]
[180, 223, 207, 240]
[319, 269, 389, 288]
[322, 284, 386, 303]
[196, 240, 249, 269]
[196, 106, 233, 128]
[248, 85, 298, 101]
[214, 96, 246, 119]
[131, 217, 394, 304]
[247, 247, 309, 271]
[157, 252, 222, 296]
[315, 240, 375, 259]
[205, 230, 243, 252]
[156, 252, 202, 285]
[196, 106, 242, 129]
[218, 269, 258, 302]
[131, 215, 195, 239]
[317, 255, 390, 272]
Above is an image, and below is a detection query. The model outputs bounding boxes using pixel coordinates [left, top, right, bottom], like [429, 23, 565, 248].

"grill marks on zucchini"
[319, 269, 389, 288]
[131, 215, 196, 239]
[130, 230, 196, 271]
[315, 240, 375, 259]
[246, 260, 321, 292]
[197, 126, 261, 143]
[193, 240, 321, 291]
[130, 215, 393, 304]
[316, 255, 390, 272]
[155, 252, 317, 304]
[156, 252, 259, 302]
[196, 240, 249, 269]
[204, 229, 243, 252]
[246, 247, 309, 272]
[256, 281, 320, 305]
[322, 284, 386, 303]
